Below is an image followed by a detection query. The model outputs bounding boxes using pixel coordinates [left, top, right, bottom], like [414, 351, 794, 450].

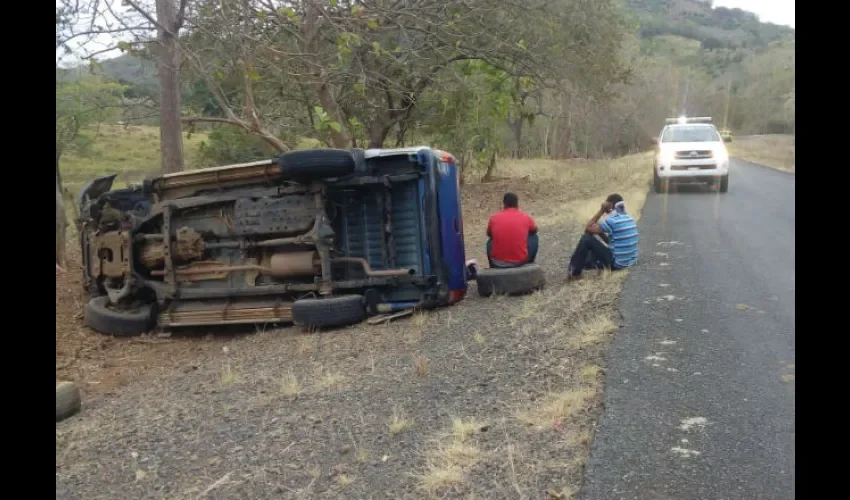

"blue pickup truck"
[76, 147, 468, 336]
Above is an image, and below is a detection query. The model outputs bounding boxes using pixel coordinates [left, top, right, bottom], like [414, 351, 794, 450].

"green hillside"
[629, 0, 793, 48]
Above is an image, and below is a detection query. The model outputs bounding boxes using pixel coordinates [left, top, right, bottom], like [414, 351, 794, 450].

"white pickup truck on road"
[654, 117, 731, 193]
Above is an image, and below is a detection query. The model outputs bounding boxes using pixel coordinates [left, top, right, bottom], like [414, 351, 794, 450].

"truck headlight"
[659, 149, 674, 163]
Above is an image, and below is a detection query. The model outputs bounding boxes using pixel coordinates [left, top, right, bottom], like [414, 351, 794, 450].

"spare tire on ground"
[292, 295, 366, 328]
[84, 296, 155, 337]
[476, 264, 546, 297]
[277, 148, 357, 180]
[56, 381, 81, 422]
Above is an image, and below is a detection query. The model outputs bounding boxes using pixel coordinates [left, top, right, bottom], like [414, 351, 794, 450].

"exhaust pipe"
[331, 257, 415, 277]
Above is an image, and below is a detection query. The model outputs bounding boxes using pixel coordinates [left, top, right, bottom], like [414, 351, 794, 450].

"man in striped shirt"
[567, 193, 639, 280]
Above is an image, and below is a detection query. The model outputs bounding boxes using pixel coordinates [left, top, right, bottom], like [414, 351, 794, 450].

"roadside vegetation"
[727, 134, 796, 173]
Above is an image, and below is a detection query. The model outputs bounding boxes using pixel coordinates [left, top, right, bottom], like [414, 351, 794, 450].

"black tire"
[719, 175, 729, 193]
[653, 171, 666, 193]
[292, 295, 366, 328]
[277, 148, 356, 179]
[476, 264, 546, 297]
[84, 296, 155, 337]
[56, 381, 81, 422]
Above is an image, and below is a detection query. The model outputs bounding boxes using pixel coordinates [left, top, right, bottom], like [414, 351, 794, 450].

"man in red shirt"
[485, 192, 539, 268]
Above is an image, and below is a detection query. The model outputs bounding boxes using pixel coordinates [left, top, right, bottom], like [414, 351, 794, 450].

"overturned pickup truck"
[77, 147, 469, 336]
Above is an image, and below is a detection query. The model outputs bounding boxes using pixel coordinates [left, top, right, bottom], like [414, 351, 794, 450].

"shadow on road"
[660, 183, 725, 195]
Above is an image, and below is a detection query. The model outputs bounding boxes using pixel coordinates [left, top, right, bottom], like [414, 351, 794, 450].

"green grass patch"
[60, 125, 210, 195]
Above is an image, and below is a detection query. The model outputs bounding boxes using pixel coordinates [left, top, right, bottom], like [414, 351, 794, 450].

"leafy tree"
[55, 74, 126, 266]
[56, 75, 127, 161]
[197, 126, 278, 166]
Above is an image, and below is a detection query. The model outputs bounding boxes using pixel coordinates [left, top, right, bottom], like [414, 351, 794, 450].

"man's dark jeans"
[568, 233, 619, 276]
[486, 233, 539, 268]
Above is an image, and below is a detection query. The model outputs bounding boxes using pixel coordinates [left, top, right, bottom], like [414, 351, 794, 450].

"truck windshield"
[661, 126, 720, 143]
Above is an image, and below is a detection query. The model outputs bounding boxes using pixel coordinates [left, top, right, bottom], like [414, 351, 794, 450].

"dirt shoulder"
[727, 134, 795, 173]
[56, 154, 651, 499]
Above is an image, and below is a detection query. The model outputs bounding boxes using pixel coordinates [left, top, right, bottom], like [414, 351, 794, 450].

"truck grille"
[671, 164, 716, 171]
[675, 150, 712, 159]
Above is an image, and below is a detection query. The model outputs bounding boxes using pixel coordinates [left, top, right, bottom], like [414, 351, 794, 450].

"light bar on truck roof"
[665, 116, 713, 125]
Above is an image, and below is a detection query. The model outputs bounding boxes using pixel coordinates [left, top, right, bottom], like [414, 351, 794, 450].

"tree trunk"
[511, 117, 524, 158]
[482, 150, 497, 182]
[154, 0, 185, 174]
[56, 156, 67, 268]
[563, 92, 574, 159]
[302, 2, 351, 149]
[367, 120, 392, 149]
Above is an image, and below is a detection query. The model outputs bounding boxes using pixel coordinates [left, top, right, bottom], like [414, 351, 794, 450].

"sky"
[713, 0, 795, 28]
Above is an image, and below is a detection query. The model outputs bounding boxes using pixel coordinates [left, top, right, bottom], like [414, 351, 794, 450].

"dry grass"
[442, 440, 482, 467]
[497, 154, 651, 198]
[416, 418, 487, 495]
[530, 272, 628, 339]
[279, 370, 302, 397]
[220, 363, 239, 386]
[727, 135, 795, 172]
[451, 418, 485, 441]
[534, 186, 650, 230]
[512, 290, 548, 324]
[568, 315, 618, 349]
[412, 311, 429, 328]
[413, 356, 430, 377]
[516, 387, 597, 431]
[313, 368, 346, 392]
[580, 365, 603, 382]
[566, 428, 593, 450]
[388, 406, 414, 436]
[417, 463, 464, 495]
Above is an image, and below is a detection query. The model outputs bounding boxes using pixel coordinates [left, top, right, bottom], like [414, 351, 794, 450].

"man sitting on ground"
[567, 193, 638, 280]
[485, 192, 539, 268]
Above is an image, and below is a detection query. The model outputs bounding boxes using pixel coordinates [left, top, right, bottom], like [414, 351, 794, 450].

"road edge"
[731, 157, 795, 176]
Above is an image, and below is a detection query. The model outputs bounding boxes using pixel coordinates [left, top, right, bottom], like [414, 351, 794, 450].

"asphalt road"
[581, 159, 795, 500]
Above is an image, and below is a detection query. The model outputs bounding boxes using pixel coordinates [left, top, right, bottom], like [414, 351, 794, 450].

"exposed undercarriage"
[78, 148, 445, 333]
